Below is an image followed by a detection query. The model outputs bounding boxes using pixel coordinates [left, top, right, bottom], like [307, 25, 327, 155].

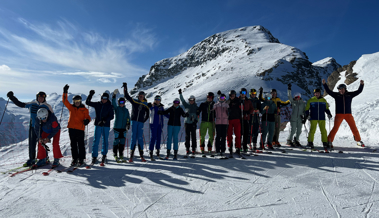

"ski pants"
[241, 119, 250, 150]
[260, 120, 275, 146]
[113, 128, 127, 157]
[227, 119, 241, 149]
[328, 114, 361, 142]
[149, 124, 163, 151]
[272, 114, 281, 143]
[167, 125, 181, 150]
[69, 128, 85, 160]
[37, 130, 63, 160]
[250, 121, 260, 144]
[215, 124, 228, 153]
[288, 119, 302, 141]
[185, 123, 197, 151]
[308, 120, 327, 143]
[28, 124, 38, 161]
[131, 121, 144, 151]
[200, 122, 215, 150]
[92, 126, 110, 157]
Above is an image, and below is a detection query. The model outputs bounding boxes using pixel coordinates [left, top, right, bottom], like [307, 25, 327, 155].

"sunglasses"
[241, 91, 247, 95]
[173, 101, 180, 104]
[155, 98, 161, 101]
[119, 101, 125, 104]
[73, 100, 81, 103]
[220, 96, 226, 100]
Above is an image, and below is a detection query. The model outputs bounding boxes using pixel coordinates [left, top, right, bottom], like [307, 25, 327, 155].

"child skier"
[148, 95, 167, 160]
[86, 90, 114, 164]
[34, 108, 64, 167]
[112, 90, 130, 162]
[260, 93, 277, 150]
[7, 91, 54, 166]
[286, 84, 306, 147]
[159, 98, 188, 160]
[213, 92, 229, 156]
[63, 85, 91, 166]
[322, 79, 365, 147]
[179, 89, 199, 157]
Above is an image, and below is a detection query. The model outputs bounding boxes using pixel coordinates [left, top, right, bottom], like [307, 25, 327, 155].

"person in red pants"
[226, 90, 241, 156]
[34, 108, 63, 167]
[322, 79, 365, 147]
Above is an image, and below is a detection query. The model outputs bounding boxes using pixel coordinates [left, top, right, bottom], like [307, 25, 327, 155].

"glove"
[301, 115, 307, 124]
[89, 90, 95, 96]
[7, 91, 14, 98]
[259, 87, 263, 92]
[263, 106, 269, 110]
[97, 118, 105, 126]
[113, 89, 119, 95]
[178, 89, 182, 94]
[126, 124, 130, 130]
[327, 114, 333, 119]
[147, 103, 152, 108]
[63, 84, 69, 93]
[112, 93, 116, 99]
[217, 90, 221, 95]
[83, 119, 90, 126]
[122, 83, 127, 92]
[288, 84, 292, 90]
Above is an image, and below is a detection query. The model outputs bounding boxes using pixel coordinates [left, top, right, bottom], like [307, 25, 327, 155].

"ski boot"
[274, 141, 281, 147]
[139, 150, 146, 162]
[323, 142, 330, 153]
[357, 141, 365, 147]
[307, 142, 314, 149]
[191, 150, 196, 158]
[91, 157, 97, 165]
[183, 150, 190, 158]
[149, 150, 156, 161]
[165, 149, 171, 160]
[78, 159, 85, 167]
[100, 155, 106, 166]
[173, 150, 178, 160]
[267, 143, 274, 150]
[294, 140, 303, 148]
[201, 148, 206, 157]
[23, 159, 36, 167]
[252, 143, 257, 151]
[71, 158, 78, 166]
[235, 148, 241, 155]
[287, 140, 295, 147]
[52, 158, 60, 168]
[129, 148, 135, 163]
[34, 158, 47, 168]
[228, 148, 234, 158]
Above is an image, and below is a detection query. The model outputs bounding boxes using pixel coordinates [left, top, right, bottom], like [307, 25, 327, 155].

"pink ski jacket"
[212, 101, 229, 125]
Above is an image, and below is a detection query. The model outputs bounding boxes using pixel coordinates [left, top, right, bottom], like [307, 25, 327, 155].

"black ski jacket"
[161, 106, 186, 126]
[197, 101, 215, 122]
[323, 83, 364, 114]
[226, 97, 241, 120]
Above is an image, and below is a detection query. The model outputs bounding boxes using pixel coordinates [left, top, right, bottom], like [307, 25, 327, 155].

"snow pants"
[328, 114, 361, 142]
[227, 119, 241, 149]
[308, 120, 327, 143]
[241, 119, 250, 150]
[200, 122, 215, 150]
[92, 126, 110, 157]
[260, 121, 275, 146]
[131, 121, 144, 151]
[37, 130, 63, 160]
[215, 124, 228, 153]
[185, 123, 197, 151]
[167, 125, 181, 150]
[272, 114, 281, 143]
[69, 128, 85, 160]
[149, 124, 163, 151]
[250, 121, 260, 144]
[113, 128, 126, 157]
[28, 124, 38, 161]
[288, 119, 302, 141]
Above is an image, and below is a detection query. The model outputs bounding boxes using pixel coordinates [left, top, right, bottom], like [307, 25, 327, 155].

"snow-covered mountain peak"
[313, 57, 338, 67]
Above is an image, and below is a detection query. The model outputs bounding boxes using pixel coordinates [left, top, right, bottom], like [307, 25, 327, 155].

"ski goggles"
[220, 96, 226, 100]
[173, 101, 180, 104]
[241, 91, 247, 95]
[267, 97, 272, 100]
[155, 98, 161, 101]
[188, 98, 195, 101]
[102, 96, 108, 100]
[73, 100, 81, 103]
[249, 92, 257, 95]
[37, 94, 46, 98]
[119, 101, 125, 104]
[38, 116, 47, 120]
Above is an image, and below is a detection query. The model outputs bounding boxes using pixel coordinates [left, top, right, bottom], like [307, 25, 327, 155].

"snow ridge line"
[318, 178, 341, 218]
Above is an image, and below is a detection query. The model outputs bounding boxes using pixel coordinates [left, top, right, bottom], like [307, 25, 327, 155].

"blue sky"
[0, 0, 378, 100]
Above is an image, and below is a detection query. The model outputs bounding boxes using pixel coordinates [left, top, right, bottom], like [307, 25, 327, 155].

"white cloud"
[0, 64, 11, 71]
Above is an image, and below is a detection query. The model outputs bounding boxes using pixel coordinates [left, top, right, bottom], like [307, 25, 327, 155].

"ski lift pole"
[0, 98, 9, 126]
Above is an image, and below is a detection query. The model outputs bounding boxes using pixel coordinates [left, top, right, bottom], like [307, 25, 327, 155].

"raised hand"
[63, 84, 69, 93]
[288, 84, 292, 90]
[217, 90, 221, 95]
[7, 91, 14, 98]
[322, 79, 326, 84]
[178, 89, 182, 94]
[360, 80, 364, 85]
[89, 90, 95, 96]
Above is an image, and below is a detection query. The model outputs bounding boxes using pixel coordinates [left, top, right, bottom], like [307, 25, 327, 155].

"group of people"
[6, 79, 365, 167]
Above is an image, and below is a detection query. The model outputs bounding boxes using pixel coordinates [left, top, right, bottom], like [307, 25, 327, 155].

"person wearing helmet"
[249, 88, 262, 150]
[6, 90, 54, 167]
[212, 91, 229, 156]
[286, 84, 306, 147]
[239, 88, 254, 153]
[148, 95, 168, 160]
[303, 88, 332, 150]
[226, 90, 242, 156]
[63, 85, 91, 166]
[179, 89, 199, 157]
[158, 98, 188, 160]
[123, 83, 150, 162]
[196, 92, 216, 155]
[322, 79, 365, 147]
[111, 89, 130, 162]
[259, 87, 290, 147]
[34, 108, 64, 167]
[260, 93, 277, 149]
[86, 90, 114, 165]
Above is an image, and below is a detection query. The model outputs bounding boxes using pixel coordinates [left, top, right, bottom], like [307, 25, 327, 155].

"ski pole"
[0, 98, 9, 126]
[60, 95, 65, 124]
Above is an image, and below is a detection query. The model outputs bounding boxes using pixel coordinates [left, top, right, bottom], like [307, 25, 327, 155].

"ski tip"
[42, 172, 49, 176]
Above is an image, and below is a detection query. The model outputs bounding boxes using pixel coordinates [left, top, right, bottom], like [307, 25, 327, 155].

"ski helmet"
[101, 92, 109, 100]
[207, 92, 214, 98]
[36, 108, 49, 120]
[240, 88, 247, 95]
[294, 93, 301, 98]
[337, 84, 347, 90]
[265, 93, 272, 100]
[249, 89, 257, 96]
[188, 95, 195, 101]
[73, 95, 82, 101]
[118, 97, 126, 104]
[270, 89, 277, 93]
[314, 88, 321, 93]
[154, 95, 161, 101]
[219, 93, 227, 101]
[173, 98, 180, 104]
[138, 91, 146, 96]
[229, 90, 236, 96]
[36, 91, 47, 102]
